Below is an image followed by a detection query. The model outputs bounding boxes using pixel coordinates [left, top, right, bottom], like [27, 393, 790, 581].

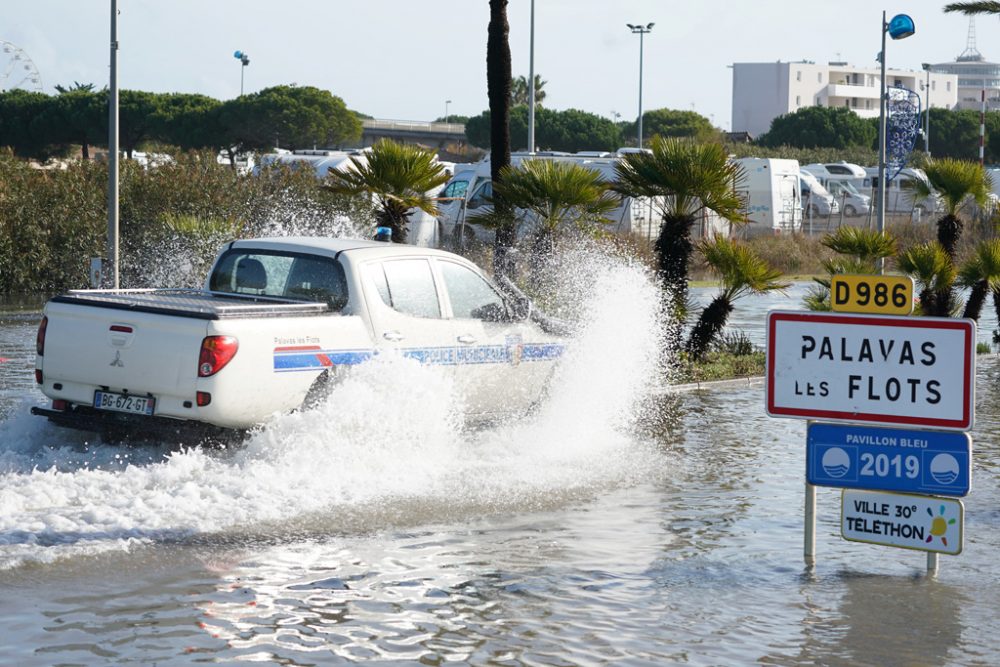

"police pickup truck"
[32, 237, 565, 436]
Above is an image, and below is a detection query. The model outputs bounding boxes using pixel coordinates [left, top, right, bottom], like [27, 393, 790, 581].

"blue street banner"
[807, 422, 970, 497]
[886, 86, 921, 182]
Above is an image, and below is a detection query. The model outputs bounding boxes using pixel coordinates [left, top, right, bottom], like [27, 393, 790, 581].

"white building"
[929, 55, 1000, 112]
[731, 61, 958, 137]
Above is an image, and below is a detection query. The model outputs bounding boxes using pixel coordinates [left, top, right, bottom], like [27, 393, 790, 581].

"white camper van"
[799, 170, 840, 218]
[434, 152, 670, 246]
[801, 163, 870, 217]
[731, 158, 802, 235]
[858, 167, 941, 216]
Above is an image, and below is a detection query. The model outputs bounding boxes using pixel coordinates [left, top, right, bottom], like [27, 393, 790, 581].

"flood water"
[2, 275, 1000, 666]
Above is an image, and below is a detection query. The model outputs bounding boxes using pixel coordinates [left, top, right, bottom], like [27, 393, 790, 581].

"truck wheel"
[844, 204, 858, 217]
[302, 370, 333, 410]
[808, 204, 821, 217]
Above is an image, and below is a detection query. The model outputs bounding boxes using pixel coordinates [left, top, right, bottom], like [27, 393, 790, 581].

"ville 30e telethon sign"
[766, 311, 975, 431]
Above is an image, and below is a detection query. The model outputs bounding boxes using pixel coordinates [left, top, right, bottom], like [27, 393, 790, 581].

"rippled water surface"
[2, 279, 1000, 666]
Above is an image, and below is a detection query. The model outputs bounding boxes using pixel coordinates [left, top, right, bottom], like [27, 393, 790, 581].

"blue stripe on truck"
[272, 343, 564, 372]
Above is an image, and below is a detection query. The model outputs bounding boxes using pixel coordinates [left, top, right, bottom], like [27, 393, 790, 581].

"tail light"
[35, 369, 43, 384]
[198, 336, 239, 377]
[36, 316, 48, 356]
[196, 391, 212, 407]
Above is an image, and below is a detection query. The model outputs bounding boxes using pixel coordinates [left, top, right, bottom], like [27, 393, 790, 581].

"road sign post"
[766, 308, 976, 574]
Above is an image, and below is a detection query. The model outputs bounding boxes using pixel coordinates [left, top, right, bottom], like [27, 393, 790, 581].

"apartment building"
[731, 60, 958, 137]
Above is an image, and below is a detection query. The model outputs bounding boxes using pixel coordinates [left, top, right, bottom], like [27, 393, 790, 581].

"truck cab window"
[373, 259, 441, 319]
[210, 250, 347, 311]
[439, 261, 507, 321]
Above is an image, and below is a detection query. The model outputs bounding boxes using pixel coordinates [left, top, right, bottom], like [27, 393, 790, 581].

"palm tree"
[511, 74, 547, 107]
[958, 239, 1000, 320]
[897, 242, 956, 316]
[323, 139, 449, 243]
[489, 159, 620, 258]
[613, 136, 746, 321]
[488, 0, 515, 278]
[687, 236, 788, 360]
[913, 158, 989, 260]
[944, 2, 1000, 15]
[805, 227, 897, 311]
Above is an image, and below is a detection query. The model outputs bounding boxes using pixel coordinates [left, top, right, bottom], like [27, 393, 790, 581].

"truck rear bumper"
[30, 405, 241, 445]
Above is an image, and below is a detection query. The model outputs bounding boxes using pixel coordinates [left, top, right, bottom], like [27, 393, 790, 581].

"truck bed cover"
[51, 289, 329, 320]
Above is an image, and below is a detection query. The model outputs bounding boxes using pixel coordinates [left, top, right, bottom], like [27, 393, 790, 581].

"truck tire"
[302, 370, 333, 410]
[844, 204, 858, 217]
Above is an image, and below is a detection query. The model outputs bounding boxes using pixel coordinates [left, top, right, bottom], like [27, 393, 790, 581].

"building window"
[796, 71, 802, 82]
[818, 72, 823, 82]
[932, 81, 936, 90]
[947, 82, 952, 91]
[796, 95, 801, 106]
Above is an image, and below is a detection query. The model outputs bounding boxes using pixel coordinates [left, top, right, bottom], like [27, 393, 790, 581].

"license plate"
[93, 391, 155, 416]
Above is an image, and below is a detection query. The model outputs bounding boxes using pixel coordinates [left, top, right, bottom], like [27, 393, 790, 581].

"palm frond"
[958, 238, 1000, 288]
[613, 136, 747, 223]
[323, 139, 450, 216]
[821, 226, 896, 263]
[920, 158, 989, 216]
[944, 1, 1000, 15]
[492, 159, 620, 233]
[897, 242, 955, 293]
[699, 235, 790, 302]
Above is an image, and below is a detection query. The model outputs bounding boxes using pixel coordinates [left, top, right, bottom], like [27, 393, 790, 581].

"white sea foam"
[0, 243, 670, 570]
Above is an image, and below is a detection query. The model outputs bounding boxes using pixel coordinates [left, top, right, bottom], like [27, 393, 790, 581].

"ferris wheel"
[0, 40, 43, 92]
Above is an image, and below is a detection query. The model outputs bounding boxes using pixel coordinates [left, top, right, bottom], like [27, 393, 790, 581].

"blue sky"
[2, 1, 990, 130]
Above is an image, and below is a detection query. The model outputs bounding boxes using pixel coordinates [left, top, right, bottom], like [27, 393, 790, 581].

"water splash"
[0, 241, 671, 570]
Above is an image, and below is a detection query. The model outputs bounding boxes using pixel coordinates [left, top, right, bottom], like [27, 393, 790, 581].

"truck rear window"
[209, 249, 348, 311]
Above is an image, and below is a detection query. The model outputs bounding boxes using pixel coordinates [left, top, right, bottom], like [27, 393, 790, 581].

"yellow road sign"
[830, 275, 914, 315]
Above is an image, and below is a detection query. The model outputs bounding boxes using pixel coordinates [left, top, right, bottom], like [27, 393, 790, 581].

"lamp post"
[233, 50, 250, 96]
[445, 99, 451, 122]
[876, 12, 915, 274]
[528, 0, 536, 152]
[627, 22, 654, 148]
[921, 62, 931, 156]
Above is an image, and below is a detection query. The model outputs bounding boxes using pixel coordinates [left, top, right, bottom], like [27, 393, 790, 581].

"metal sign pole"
[805, 480, 817, 566]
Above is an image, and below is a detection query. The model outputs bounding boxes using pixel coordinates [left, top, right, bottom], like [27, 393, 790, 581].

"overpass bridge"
[360, 119, 467, 148]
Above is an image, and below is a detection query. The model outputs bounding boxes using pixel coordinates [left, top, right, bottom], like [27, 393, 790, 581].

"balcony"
[825, 83, 880, 99]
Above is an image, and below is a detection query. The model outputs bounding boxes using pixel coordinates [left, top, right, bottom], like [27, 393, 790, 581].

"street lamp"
[876, 12, 914, 272]
[921, 63, 931, 156]
[233, 50, 250, 96]
[627, 22, 654, 148]
[445, 99, 451, 122]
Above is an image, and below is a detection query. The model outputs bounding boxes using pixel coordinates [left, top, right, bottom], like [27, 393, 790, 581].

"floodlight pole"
[107, 0, 119, 289]
[628, 23, 653, 148]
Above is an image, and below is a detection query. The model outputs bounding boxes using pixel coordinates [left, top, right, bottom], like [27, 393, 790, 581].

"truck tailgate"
[41, 300, 207, 399]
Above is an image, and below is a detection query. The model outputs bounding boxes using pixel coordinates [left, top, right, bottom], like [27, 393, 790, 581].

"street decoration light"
[234, 50, 250, 96]
[876, 12, 915, 272]
[627, 22, 654, 148]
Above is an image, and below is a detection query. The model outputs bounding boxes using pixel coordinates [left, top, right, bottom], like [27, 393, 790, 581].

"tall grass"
[0, 150, 375, 293]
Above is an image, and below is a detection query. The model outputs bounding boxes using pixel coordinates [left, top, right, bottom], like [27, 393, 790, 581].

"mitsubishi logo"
[110, 351, 124, 367]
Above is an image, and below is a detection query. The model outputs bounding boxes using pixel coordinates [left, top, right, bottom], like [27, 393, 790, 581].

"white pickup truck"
[32, 237, 566, 437]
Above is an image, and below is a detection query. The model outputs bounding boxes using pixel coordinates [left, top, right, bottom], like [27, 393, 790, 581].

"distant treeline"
[0, 85, 363, 161]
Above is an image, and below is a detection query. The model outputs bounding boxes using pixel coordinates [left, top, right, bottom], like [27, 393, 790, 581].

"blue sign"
[807, 423, 971, 497]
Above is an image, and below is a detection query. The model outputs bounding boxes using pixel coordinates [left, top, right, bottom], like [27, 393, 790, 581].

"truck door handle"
[382, 331, 405, 342]
[457, 334, 477, 344]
